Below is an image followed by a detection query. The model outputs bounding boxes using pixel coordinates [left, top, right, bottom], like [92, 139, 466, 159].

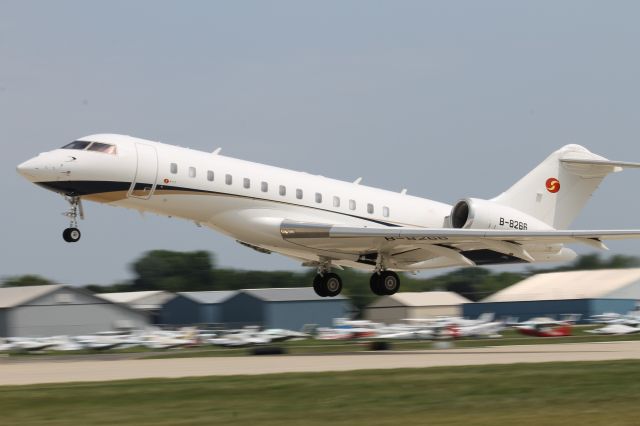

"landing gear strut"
[62, 196, 83, 243]
[370, 271, 401, 296]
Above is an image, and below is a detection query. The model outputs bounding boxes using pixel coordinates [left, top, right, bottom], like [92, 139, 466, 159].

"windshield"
[61, 140, 117, 155]
[87, 142, 117, 154]
[61, 141, 91, 150]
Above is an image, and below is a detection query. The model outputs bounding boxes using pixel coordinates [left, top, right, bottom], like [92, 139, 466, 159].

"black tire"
[313, 274, 328, 297]
[369, 273, 385, 296]
[63, 227, 81, 243]
[323, 273, 342, 297]
[380, 270, 400, 295]
[62, 228, 81, 243]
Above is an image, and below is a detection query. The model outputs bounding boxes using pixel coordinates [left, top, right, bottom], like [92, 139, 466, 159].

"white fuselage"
[17, 134, 454, 269]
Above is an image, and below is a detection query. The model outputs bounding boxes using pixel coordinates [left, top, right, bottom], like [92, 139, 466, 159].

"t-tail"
[492, 144, 640, 230]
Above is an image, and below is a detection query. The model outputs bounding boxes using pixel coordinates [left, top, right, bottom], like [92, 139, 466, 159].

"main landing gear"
[62, 196, 83, 243]
[313, 272, 343, 298]
[311, 261, 401, 298]
[370, 270, 401, 296]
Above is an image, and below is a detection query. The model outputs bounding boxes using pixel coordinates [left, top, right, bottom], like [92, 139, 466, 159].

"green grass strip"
[1, 360, 640, 425]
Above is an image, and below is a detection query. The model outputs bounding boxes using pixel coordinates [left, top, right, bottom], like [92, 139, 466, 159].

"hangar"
[223, 288, 352, 330]
[98, 290, 175, 324]
[160, 291, 237, 326]
[463, 269, 640, 322]
[0, 285, 149, 337]
[364, 291, 472, 323]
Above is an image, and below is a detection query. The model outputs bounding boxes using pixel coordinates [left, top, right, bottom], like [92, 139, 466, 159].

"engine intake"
[450, 198, 552, 231]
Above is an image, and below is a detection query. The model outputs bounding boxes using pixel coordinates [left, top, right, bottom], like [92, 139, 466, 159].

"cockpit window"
[87, 142, 117, 155]
[61, 140, 117, 155]
[62, 141, 91, 150]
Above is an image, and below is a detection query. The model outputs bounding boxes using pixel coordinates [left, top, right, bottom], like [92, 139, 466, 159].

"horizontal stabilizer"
[560, 158, 640, 169]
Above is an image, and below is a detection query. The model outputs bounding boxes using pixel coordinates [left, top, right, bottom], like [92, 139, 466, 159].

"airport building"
[223, 288, 352, 330]
[463, 269, 640, 322]
[0, 285, 150, 337]
[160, 291, 238, 326]
[98, 290, 175, 324]
[364, 291, 472, 323]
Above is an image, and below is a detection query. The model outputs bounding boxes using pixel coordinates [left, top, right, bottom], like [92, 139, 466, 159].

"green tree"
[130, 250, 215, 292]
[2, 274, 55, 287]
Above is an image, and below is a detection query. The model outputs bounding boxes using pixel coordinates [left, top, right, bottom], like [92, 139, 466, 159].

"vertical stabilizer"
[492, 145, 634, 229]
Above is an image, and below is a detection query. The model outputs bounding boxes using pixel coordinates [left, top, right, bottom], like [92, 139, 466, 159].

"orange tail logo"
[546, 178, 560, 193]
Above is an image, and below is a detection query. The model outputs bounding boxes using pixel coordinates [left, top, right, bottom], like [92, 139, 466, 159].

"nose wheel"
[62, 196, 84, 243]
[63, 227, 81, 242]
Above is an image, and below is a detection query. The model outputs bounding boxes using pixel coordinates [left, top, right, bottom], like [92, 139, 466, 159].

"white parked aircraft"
[16, 135, 640, 297]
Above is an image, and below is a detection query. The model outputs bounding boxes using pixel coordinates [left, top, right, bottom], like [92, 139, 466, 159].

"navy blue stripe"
[35, 180, 401, 227]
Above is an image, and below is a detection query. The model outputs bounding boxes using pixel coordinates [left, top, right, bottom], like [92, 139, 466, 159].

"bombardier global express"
[16, 134, 640, 297]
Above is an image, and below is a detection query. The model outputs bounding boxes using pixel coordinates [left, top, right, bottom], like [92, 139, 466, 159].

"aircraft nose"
[16, 157, 40, 180]
[16, 155, 61, 182]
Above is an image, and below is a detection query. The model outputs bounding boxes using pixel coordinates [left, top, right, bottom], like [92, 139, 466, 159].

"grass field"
[1, 360, 640, 425]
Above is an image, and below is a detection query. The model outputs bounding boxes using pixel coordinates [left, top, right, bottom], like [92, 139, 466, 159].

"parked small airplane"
[511, 317, 575, 337]
[17, 136, 640, 297]
[589, 310, 640, 326]
[586, 323, 640, 335]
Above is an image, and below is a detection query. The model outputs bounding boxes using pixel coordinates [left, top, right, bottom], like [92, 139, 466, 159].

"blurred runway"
[1, 340, 640, 386]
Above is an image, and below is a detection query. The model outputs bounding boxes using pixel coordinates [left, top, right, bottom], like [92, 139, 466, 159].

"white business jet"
[16, 135, 640, 297]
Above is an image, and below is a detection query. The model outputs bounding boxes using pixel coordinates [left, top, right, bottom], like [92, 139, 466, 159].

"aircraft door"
[128, 143, 158, 199]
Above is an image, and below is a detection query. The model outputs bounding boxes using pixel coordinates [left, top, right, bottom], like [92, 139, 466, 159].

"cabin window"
[243, 178, 251, 189]
[349, 200, 356, 210]
[225, 174, 233, 185]
[207, 170, 214, 181]
[261, 181, 268, 192]
[296, 189, 303, 199]
[315, 193, 322, 203]
[279, 185, 286, 196]
[367, 203, 374, 214]
[333, 196, 340, 208]
[170, 163, 178, 174]
[189, 167, 196, 178]
[383, 206, 390, 217]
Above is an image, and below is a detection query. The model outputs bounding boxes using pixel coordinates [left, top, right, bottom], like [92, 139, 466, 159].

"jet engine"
[450, 198, 553, 231]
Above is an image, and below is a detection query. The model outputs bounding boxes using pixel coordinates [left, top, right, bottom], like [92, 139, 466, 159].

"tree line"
[3, 251, 639, 312]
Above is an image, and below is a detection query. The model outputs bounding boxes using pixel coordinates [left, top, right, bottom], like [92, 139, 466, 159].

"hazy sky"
[2, 1, 640, 286]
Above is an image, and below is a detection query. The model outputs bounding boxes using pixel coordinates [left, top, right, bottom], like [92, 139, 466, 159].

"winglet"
[212, 148, 222, 155]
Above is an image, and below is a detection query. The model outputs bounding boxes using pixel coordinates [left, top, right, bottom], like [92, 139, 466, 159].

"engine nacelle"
[450, 198, 553, 231]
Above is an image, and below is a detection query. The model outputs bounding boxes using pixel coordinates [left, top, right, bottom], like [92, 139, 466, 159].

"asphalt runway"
[1, 340, 639, 386]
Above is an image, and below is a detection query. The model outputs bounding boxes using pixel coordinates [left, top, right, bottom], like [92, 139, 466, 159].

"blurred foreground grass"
[1, 360, 640, 425]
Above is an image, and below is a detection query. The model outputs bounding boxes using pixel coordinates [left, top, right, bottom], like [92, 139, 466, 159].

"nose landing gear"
[62, 227, 81, 243]
[62, 196, 84, 243]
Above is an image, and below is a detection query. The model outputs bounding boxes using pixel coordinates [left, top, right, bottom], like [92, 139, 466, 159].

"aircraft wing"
[280, 220, 640, 267]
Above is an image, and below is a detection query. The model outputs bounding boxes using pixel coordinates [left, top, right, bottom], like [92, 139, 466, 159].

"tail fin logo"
[546, 177, 560, 193]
